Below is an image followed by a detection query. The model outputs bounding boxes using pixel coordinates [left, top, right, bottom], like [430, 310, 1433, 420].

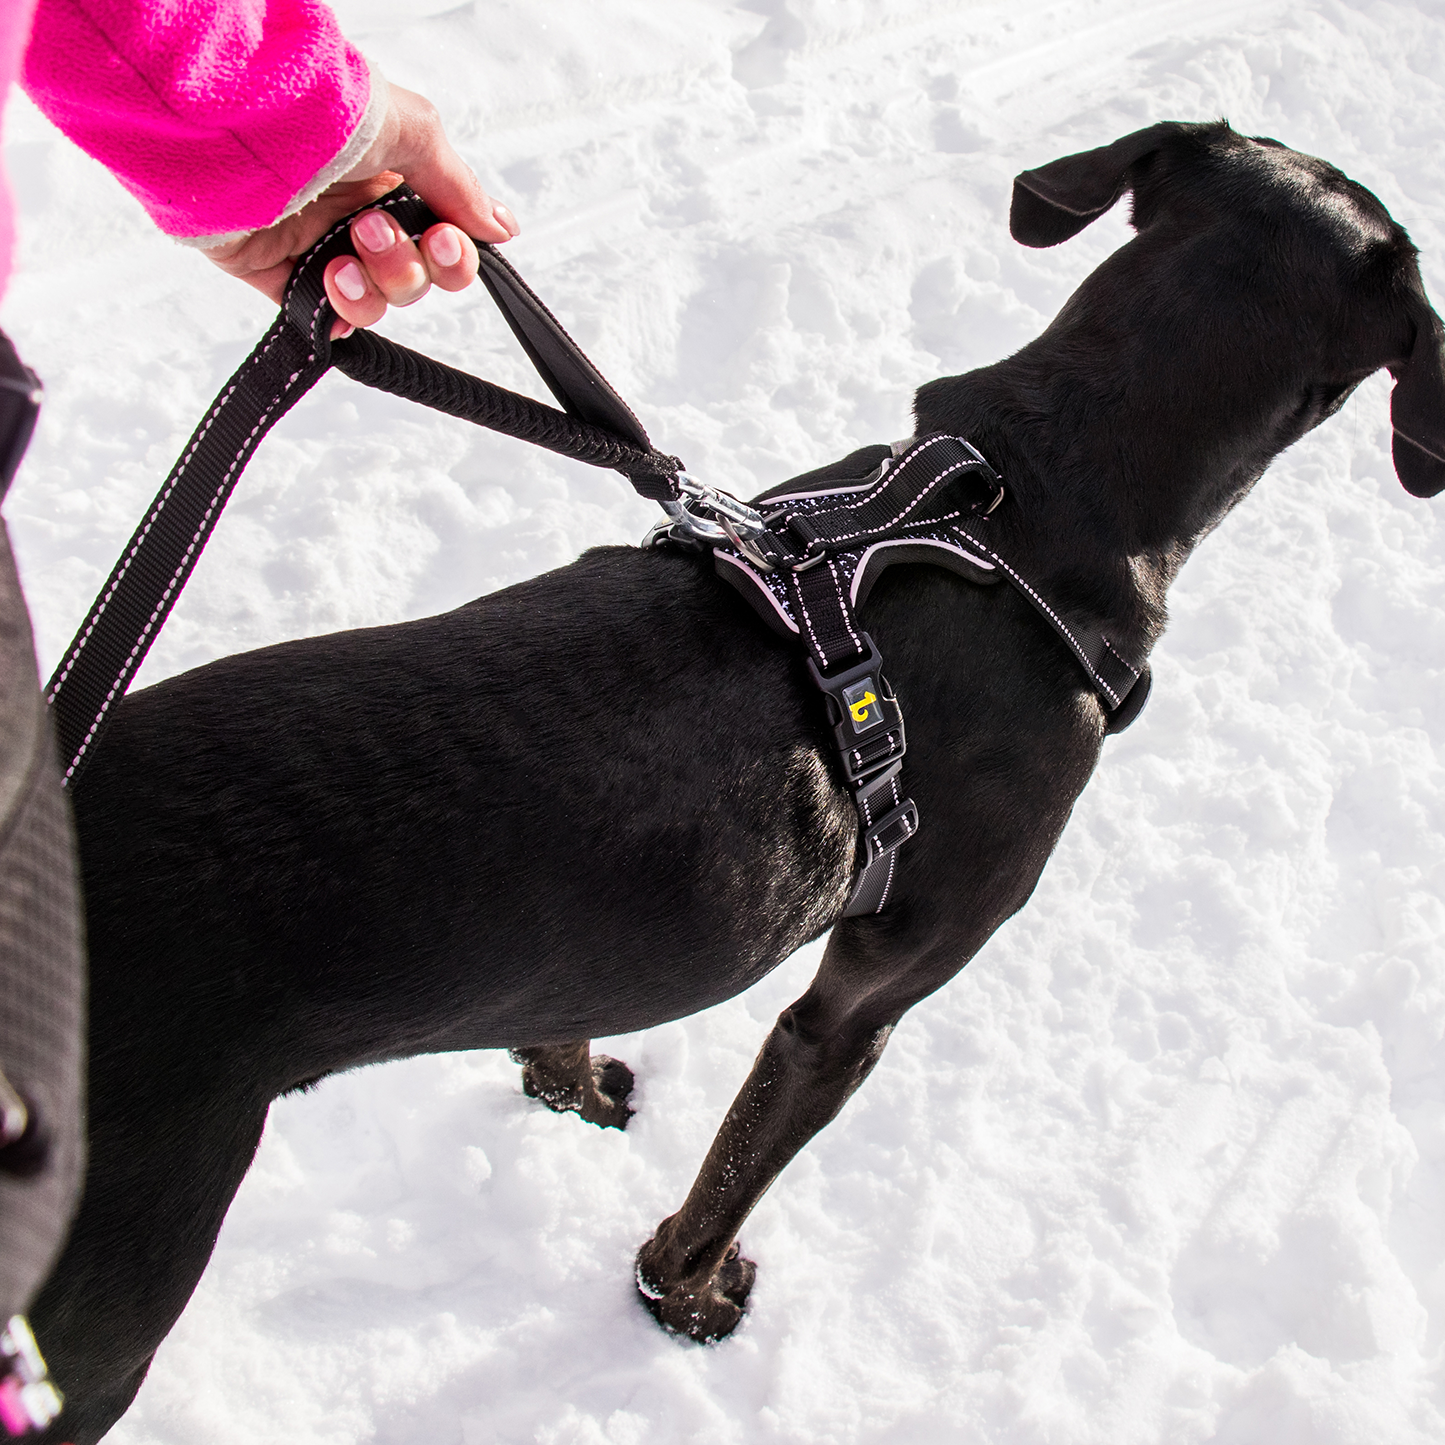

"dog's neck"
[914, 339, 1282, 663]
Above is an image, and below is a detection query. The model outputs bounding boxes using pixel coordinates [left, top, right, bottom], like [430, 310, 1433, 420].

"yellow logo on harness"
[842, 676, 880, 731]
[848, 691, 877, 724]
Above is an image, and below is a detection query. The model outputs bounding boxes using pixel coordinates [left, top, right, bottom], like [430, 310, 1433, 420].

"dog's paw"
[636, 1242, 756, 1343]
[580, 1054, 634, 1131]
[515, 1047, 634, 1131]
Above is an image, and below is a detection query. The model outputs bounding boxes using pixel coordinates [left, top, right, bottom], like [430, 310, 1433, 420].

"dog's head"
[1011, 121, 1445, 498]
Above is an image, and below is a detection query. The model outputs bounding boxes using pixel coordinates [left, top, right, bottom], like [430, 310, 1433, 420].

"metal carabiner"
[643, 473, 776, 566]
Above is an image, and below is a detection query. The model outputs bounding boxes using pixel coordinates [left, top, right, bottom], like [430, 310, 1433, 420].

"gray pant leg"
[0, 515, 84, 1321]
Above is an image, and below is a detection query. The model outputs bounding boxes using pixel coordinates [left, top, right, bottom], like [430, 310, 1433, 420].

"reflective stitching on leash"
[61, 354, 317, 778]
[281, 192, 410, 313]
[47, 318, 292, 706]
[55, 189, 371, 768]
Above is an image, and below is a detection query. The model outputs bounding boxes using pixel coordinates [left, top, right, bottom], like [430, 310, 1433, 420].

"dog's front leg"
[636, 919, 940, 1342]
[509, 1041, 634, 1129]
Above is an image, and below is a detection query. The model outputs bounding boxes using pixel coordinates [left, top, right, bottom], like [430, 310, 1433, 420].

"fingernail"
[354, 210, 394, 254]
[493, 204, 520, 237]
[335, 261, 367, 302]
[428, 227, 463, 267]
[336, 323, 355, 339]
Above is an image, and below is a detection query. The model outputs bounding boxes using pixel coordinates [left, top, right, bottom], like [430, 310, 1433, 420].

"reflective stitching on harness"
[765, 477, 878, 505]
[828, 560, 862, 655]
[809, 458, 974, 547]
[980, 547, 1124, 708]
[875, 848, 897, 912]
[792, 575, 827, 660]
[779, 436, 935, 528]
[714, 551, 799, 632]
[848, 537, 995, 605]
[1101, 634, 1138, 681]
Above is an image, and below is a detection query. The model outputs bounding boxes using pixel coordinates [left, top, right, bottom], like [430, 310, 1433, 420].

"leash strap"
[46, 186, 684, 788]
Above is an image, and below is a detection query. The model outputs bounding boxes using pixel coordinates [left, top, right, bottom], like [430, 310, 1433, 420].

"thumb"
[345, 84, 517, 245]
[401, 138, 515, 244]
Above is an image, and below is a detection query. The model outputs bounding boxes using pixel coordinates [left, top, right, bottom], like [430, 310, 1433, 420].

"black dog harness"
[646, 434, 1149, 913]
[46, 185, 1149, 914]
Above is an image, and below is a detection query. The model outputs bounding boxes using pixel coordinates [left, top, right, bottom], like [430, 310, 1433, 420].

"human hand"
[202, 83, 518, 337]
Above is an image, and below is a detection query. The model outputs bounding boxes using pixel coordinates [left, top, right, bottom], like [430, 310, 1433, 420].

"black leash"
[46, 186, 684, 789]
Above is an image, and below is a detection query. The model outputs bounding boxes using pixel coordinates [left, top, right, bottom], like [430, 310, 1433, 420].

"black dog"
[30, 121, 1445, 1442]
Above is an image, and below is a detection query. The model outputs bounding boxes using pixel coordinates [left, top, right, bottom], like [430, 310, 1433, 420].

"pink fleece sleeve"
[0, 0, 38, 298]
[21, 0, 374, 239]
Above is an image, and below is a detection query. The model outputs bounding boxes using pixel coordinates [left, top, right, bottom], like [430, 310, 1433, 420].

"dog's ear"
[1010, 123, 1179, 248]
[1390, 300, 1445, 498]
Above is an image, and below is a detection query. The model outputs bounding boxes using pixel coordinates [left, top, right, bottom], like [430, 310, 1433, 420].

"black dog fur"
[30, 122, 1445, 1441]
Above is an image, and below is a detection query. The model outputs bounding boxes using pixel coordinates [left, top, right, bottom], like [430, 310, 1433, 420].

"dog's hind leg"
[635, 919, 939, 1342]
[509, 1042, 634, 1130]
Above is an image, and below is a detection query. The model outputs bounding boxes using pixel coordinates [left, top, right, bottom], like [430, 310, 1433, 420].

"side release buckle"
[806, 634, 906, 784]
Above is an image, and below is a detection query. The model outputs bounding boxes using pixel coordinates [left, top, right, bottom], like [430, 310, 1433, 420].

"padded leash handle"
[47, 185, 683, 789]
[280, 187, 674, 490]
[330, 328, 678, 479]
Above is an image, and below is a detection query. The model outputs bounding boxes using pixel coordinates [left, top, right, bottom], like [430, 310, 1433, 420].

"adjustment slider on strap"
[849, 759, 919, 883]
[864, 797, 919, 866]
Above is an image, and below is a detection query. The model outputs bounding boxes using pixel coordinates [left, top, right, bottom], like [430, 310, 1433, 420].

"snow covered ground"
[6, 0, 1445, 1440]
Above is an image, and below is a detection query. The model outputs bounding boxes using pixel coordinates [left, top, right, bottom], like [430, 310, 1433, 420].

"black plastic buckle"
[865, 800, 918, 864]
[806, 634, 906, 784]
